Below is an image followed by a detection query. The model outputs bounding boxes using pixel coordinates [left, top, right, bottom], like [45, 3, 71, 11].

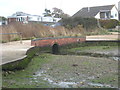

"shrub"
[60, 17, 97, 30]
[12, 37, 20, 41]
[99, 19, 120, 29]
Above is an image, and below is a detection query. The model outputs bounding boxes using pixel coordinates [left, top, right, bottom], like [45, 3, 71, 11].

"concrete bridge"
[31, 36, 86, 54]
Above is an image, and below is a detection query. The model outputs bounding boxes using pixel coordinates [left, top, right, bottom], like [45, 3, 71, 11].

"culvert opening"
[52, 44, 59, 54]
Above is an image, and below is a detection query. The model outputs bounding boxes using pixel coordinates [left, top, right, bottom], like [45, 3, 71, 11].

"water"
[88, 82, 116, 88]
[33, 70, 78, 88]
[112, 57, 120, 61]
[33, 70, 117, 88]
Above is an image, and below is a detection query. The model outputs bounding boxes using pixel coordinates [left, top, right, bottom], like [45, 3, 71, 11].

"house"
[7, 12, 61, 24]
[7, 12, 41, 24]
[72, 5, 119, 20]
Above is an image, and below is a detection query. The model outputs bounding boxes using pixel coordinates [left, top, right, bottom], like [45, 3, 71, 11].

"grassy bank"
[0, 22, 111, 43]
[59, 41, 118, 56]
[0, 22, 85, 42]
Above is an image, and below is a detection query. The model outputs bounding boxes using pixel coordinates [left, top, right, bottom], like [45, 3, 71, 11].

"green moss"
[2, 54, 55, 88]
[91, 74, 118, 86]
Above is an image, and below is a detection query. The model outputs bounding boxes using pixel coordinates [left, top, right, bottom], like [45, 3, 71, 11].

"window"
[111, 15, 114, 18]
[115, 14, 117, 17]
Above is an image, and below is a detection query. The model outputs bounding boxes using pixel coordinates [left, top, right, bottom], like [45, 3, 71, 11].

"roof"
[72, 5, 115, 18]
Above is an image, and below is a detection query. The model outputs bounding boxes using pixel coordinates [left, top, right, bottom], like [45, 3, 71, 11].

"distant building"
[72, 5, 119, 20]
[7, 12, 61, 24]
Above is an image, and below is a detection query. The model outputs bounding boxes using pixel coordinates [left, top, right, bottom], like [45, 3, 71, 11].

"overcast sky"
[0, 0, 119, 17]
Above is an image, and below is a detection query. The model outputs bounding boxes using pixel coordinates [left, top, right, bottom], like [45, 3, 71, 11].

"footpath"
[1, 40, 33, 65]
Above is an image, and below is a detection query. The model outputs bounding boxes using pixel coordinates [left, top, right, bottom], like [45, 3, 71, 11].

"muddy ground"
[33, 55, 118, 88]
[2, 45, 119, 88]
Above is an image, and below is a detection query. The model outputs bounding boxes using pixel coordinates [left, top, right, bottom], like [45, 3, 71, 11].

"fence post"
[19, 33, 22, 44]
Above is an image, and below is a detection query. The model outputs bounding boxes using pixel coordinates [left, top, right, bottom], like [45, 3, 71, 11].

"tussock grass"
[0, 22, 109, 42]
[0, 22, 85, 42]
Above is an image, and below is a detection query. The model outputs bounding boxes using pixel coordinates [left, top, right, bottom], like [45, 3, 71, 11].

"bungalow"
[7, 12, 42, 24]
[7, 12, 61, 24]
[72, 5, 119, 20]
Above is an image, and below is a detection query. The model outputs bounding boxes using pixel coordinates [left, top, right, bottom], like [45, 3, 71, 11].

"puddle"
[56, 81, 77, 88]
[88, 82, 116, 88]
[33, 70, 78, 88]
[112, 57, 120, 61]
[43, 77, 77, 88]
[33, 70, 117, 88]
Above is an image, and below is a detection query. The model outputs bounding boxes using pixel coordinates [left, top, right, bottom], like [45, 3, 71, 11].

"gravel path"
[86, 34, 119, 41]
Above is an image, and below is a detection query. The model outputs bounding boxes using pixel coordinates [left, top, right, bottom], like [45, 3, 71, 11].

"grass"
[1, 22, 113, 43]
[2, 42, 118, 88]
[91, 74, 118, 86]
[2, 53, 118, 88]
[2, 54, 56, 88]
[68, 46, 117, 52]
[59, 42, 118, 57]
[108, 29, 120, 33]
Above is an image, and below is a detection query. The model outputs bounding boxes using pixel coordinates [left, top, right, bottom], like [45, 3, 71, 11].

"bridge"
[31, 36, 86, 54]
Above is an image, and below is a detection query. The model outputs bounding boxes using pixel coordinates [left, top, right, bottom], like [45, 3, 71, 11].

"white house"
[72, 5, 119, 20]
[7, 12, 61, 24]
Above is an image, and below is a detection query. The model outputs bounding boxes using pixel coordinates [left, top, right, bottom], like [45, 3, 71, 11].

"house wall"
[95, 6, 119, 20]
[95, 12, 100, 19]
[0, 21, 2, 25]
[8, 18, 17, 24]
[111, 6, 119, 20]
[29, 16, 41, 22]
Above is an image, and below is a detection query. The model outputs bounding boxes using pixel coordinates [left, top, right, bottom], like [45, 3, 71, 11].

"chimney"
[88, 7, 90, 12]
[118, 1, 120, 11]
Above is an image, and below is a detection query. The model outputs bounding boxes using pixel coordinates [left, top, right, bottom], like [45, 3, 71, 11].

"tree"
[52, 7, 70, 18]
[43, 9, 52, 17]
[0, 16, 7, 21]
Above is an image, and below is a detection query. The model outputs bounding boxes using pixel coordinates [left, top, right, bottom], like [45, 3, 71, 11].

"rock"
[72, 64, 78, 67]
[80, 82, 84, 85]
[33, 72, 36, 75]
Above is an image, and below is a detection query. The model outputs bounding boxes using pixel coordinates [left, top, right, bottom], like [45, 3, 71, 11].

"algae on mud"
[2, 42, 119, 88]
[2, 53, 118, 88]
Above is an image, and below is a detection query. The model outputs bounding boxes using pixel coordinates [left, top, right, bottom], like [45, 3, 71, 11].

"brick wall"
[31, 37, 86, 47]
